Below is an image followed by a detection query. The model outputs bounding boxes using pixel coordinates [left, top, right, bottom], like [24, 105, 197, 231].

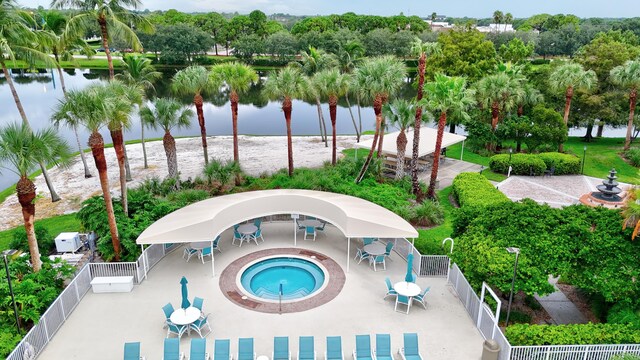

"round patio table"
[238, 224, 257, 235]
[190, 241, 211, 250]
[299, 219, 323, 228]
[393, 281, 421, 297]
[363, 242, 386, 256]
[170, 306, 201, 326]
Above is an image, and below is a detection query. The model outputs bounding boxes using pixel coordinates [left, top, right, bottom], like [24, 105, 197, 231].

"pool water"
[240, 257, 325, 300]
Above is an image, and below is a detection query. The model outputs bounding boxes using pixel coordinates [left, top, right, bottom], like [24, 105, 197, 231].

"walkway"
[419, 158, 484, 189]
[535, 277, 588, 325]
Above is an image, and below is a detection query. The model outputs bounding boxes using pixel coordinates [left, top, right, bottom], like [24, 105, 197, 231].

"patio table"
[237, 224, 258, 246]
[363, 242, 386, 256]
[394, 281, 421, 297]
[190, 241, 211, 250]
[170, 306, 201, 335]
[299, 219, 323, 228]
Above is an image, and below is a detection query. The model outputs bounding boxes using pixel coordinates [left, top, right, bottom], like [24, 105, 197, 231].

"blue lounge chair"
[399, 333, 422, 360]
[214, 339, 231, 360]
[212, 235, 222, 253]
[124, 342, 145, 360]
[190, 313, 212, 338]
[238, 338, 255, 360]
[412, 287, 431, 309]
[193, 297, 204, 312]
[395, 295, 411, 314]
[369, 255, 386, 271]
[166, 320, 186, 338]
[163, 338, 184, 360]
[384, 278, 397, 299]
[325, 336, 343, 360]
[304, 226, 316, 241]
[273, 336, 291, 360]
[190, 338, 209, 360]
[353, 335, 373, 360]
[374, 334, 392, 360]
[298, 336, 316, 360]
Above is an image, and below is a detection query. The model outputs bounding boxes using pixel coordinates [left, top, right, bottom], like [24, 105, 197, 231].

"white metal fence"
[393, 238, 450, 277]
[510, 345, 640, 360]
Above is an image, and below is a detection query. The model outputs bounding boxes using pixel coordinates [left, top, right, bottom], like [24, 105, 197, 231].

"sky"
[20, 0, 638, 18]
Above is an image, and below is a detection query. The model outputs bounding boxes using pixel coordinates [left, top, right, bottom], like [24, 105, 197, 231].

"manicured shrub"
[506, 323, 640, 346]
[530, 58, 551, 65]
[410, 200, 445, 227]
[538, 152, 581, 174]
[10, 224, 55, 254]
[607, 303, 640, 329]
[625, 148, 640, 167]
[452, 172, 509, 208]
[489, 153, 546, 175]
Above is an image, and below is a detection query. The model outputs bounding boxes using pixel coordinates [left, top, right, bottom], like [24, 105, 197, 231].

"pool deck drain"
[219, 248, 345, 313]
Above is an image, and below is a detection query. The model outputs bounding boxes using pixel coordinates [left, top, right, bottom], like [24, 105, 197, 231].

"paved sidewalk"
[535, 277, 588, 324]
[419, 158, 483, 189]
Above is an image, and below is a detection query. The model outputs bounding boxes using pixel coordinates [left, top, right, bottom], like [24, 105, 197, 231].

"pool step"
[254, 287, 310, 300]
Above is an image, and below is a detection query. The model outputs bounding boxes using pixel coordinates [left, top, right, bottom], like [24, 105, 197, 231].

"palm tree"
[492, 10, 503, 30]
[353, 56, 408, 184]
[116, 55, 161, 168]
[263, 66, 308, 177]
[52, 86, 122, 260]
[419, 74, 475, 199]
[313, 69, 350, 165]
[51, 0, 153, 80]
[622, 187, 640, 240]
[475, 72, 521, 133]
[336, 40, 365, 140]
[173, 66, 221, 166]
[410, 38, 441, 198]
[383, 99, 426, 180]
[1, 0, 62, 202]
[515, 83, 543, 118]
[549, 63, 597, 152]
[504, 13, 513, 32]
[0, 123, 70, 272]
[211, 62, 258, 164]
[610, 60, 640, 151]
[140, 98, 194, 179]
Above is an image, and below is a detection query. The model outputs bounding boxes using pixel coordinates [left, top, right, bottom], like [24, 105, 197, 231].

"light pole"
[2, 252, 20, 332]
[505, 247, 520, 328]
[509, 148, 513, 163]
[581, 146, 587, 174]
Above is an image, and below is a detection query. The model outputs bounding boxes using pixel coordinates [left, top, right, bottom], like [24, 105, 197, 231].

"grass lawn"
[0, 214, 81, 251]
[415, 185, 454, 255]
[445, 142, 506, 182]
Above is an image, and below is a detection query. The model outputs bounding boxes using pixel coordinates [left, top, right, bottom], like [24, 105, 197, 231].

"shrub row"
[451, 172, 509, 208]
[506, 323, 640, 346]
[489, 152, 581, 175]
[538, 152, 581, 174]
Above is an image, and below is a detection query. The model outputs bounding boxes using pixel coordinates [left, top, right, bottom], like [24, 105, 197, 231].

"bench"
[90, 276, 134, 293]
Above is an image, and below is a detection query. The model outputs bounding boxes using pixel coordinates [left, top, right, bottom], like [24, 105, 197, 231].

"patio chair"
[232, 229, 243, 246]
[399, 333, 422, 360]
[200, 246, 213, 263]
[395, 295, 411, 314]
[214, 339, 231, 360]
[370, 255, 386, 271]
[354, 248, 369, 264]
[273, 336, 291, 360]
[212, 235, 222, 253]
[250, 228, 264, 244]
[183, 246, 198, 262]
[544, 166, 555, 177]
[325, 336, 344, 360]
[363, 238, 376, 246]
[166, 320, 187, 338]
[374, 334, 392, 360]
[304, 226, 316, 241]
[412, 287, 431, 309]
[384, 242, 394, 257]
[162, 303, 174, 322]
[353, 335, 373, 360]
[190, 313, 212, 338]
[189, 338, 209, 360]
[238, 338, 256, 360]
[193, 297, 204, 311]
[296, 219, 305, 231]
[124, 342, 145, 360]
[384, 278, 397, 300]
[316, 221, 326, 232]
[253, 218, 262, 228]
[298, 336, 316, 360]
[163, 338, 184, 360]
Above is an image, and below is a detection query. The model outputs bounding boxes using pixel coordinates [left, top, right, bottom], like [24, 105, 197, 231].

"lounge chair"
[124, 342, 145, 360]
[369, 255, 386, 271]
[163, 338, 184, 360]
[166, 320, 187, 338]
[412, 287, 431, 309]
[190, 314, 212, 338]
[200, 246, 213, 263]
[304, 226, 316, 241]
[298, 336, 316, 360]
[374, 334, 392, 360]
[190, 338, 209, 360]
[212, 235, 222, 253]
[238, 338, 256, 360]
[273, 336, 291, 360]
[399, 333, 422, 360]
[395, 295, 411, 314]
[353, 335, 373, 360]
[193, 297, 204, 312]
[384, 278, 397, 299]
[325, 336, 344, 360]
[183, 246, 198, 262]
[214, 339, 231, 360]
[354, 248, 369, 264]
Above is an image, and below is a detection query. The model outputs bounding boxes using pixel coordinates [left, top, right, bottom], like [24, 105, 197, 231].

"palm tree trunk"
[88, 132, 121, 261]
[411, 52, 427, 200]
[396, 130, 407, 180]
[1, 60, 60, 202]
[283, 97, 294, 177]
[98, 16, 115, 80]
[491, 102, 500, 131]
[377, 116, 386, 158]
[73, 125, 92, 178]
[141, 121, 148, 169]
[231, 90, 240, 163]
[164, 131, 178, 179]
[560, 86, 573, 152]
[427, 112, 447, 199]
[194, 93, 209, 165]
[110, 129, 128, 216]
[123, 145, 132, 182]
[345, 93, 360, 142]
[315, 98, 328, 146]
[517, 105, 524, 117]
[55, 63, 67, 95]
[329, 95, 338, 165]
[357, 93, 363, 135]
[624, 88, 637, 151]
[356, 95, 382, 183]
[17, 177, 41, 272]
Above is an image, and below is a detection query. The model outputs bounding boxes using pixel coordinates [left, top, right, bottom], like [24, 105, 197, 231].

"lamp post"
[581, 146, 587, 174]
[505, 247, 520, 328]
[2, 252, 20, 332]
[509, 148, 513, 163]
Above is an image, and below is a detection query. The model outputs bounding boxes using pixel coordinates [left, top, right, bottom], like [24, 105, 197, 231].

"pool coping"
[219, 248, 346, 314]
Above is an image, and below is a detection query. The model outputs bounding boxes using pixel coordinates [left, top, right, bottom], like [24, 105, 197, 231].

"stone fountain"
[580, 168, 627, 208]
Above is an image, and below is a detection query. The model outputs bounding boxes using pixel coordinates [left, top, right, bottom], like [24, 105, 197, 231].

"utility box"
[55, 232, 82, 253]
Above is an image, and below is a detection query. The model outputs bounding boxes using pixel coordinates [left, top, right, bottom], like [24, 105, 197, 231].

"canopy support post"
[460, 139, 465, 161]
[140, 244, 147, 281]
[211, 240, 215, 277]
[347, 237, 350, 273]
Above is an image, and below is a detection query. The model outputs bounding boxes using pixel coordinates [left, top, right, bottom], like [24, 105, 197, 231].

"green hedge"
[506, 323, 640, 346]
[531, 59, 551, 65]
[538, 152, 581, 175]
[452, 172, 509, 208]
[489, 153, 547, 175]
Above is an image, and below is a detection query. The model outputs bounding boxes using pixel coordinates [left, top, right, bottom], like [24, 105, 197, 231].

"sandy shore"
[0, 135, 370, 231]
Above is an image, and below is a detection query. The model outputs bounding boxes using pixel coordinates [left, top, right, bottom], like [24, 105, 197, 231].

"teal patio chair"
[124, 342, 145, 360]
[374, 334, 392, 360]
[369, 255, 386, 271]
[298, 336, 316, 360]
[214, 339, 231, 360]
[315, 221, 326, 232]
[363, 238, 376, 246]
[395, 295, 411, 314]
[384, 242, 394, 257]
[238, 338, 255, 360]
[273, 336, 291, 360]
[200, 246, 213, 263]
[212, 235, 222, 253]
[399, 333, 422, 360]
[353, 335, 373, 360]
[232, 228, 243, 246]
[253, 218, 262, 228]
[190, 338, 209, 360]
[190, 313, 212, 338]
[250, 228, 264, 244]
[412, 287, 431, 309]
[193, 297, 204, 312]
[325, 336, 343, 360]
[304, 226, 316, 241]
[165, 320, 186, 338]
[162, 303, 174, 322]
[384, 278, 397, 299]
[163, 338, 184, 360]
[183, 246, 198, 262]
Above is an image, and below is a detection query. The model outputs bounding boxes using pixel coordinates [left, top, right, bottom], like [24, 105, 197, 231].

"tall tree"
[493, 10, 504, 30]
[622, 187, 640, 240]
[504, 12, 513, 32]
[336, 40, 365, 141]
[1, 0, 62, 202]
[51, 0, 153, 80]
[549, 63, 597, 151]
[211, 62, 258, 164]
[610, 60, 640, 151]
[263, 66, 308, 177]
[419, 74, 475, 199]
[139, 98, 194, 179]
[313, 68, 350, 165]
[475, 72, 521, 131]
[172, 66, 221, 166]
[0, 123, 70, 272]
[353, 56, 407, 183]
[383, 99, 425, 180]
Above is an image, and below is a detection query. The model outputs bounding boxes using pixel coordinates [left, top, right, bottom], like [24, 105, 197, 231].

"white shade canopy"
[355, 127, 467, 159]
[136, 189, 418, 245]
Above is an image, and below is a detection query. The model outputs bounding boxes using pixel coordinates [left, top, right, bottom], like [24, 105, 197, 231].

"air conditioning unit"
[55, 232, 82, 253]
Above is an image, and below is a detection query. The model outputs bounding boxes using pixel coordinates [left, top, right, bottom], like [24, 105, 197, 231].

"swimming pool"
[240, 257, 326, 300]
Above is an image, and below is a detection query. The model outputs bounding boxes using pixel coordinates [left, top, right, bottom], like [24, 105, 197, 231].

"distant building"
[424, 20, 454, 32]
[476, 23, 515, 33]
